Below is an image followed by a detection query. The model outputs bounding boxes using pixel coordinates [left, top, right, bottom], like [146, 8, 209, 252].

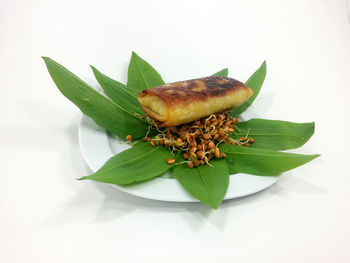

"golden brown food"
[138, 76, 253, 126]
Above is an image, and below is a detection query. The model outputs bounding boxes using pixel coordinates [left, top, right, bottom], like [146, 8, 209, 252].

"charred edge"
[138, 76, 247, 105]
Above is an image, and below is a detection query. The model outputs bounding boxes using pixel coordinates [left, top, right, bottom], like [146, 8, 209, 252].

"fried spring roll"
[138, 76, 253, 126]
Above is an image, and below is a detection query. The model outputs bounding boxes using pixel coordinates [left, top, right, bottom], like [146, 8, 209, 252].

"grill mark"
[138, 76, 248, 107]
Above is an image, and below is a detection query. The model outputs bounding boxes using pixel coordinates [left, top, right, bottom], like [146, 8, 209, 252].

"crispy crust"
[138, 76, 253, 126]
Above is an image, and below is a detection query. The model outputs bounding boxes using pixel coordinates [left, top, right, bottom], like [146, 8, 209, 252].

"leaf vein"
[135, 59, 150, 89]
[96, 146, 162, 175]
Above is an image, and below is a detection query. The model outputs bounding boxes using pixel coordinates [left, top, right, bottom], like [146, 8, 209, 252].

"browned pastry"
[138, 76, 253, 126]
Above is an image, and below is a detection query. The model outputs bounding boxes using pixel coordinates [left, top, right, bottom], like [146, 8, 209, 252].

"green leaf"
[172, 159, 229, 209]
[233, 118, 315, 150]
[42, 57, 149, 139]
[79, 142, 176, 185]
[212, 68, 228, 77]
[220, 144, 320, 176]
[91, 65, 145, 116]
[230, 61, 266, 116]
[127, 51, 165, 93]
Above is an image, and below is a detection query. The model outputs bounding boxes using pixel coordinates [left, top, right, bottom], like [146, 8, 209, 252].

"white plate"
[78, 114, 278, 202]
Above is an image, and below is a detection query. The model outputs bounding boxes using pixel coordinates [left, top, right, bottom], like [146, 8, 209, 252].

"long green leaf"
[79, 142, 175, 185]
[230, 61, 266, 116]
[220, 144, 319, 176]
[91, 66, 145, 116]
[127, 51, 165, 93]
[233, 118, 315, 150]
[42, 57, 149, 139]
[172, 159, 229, 209]
[212, 68, 228, 77]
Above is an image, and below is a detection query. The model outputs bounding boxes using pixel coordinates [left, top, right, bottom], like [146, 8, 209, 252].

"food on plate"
[43, 53, 320, 208]
[138, 76, 254, 167]
[142, 112, 254, 167]
[138, 76, 253, 127]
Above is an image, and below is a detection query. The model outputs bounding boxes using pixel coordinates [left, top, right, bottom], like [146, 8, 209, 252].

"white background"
[1, 0, 350, 262]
